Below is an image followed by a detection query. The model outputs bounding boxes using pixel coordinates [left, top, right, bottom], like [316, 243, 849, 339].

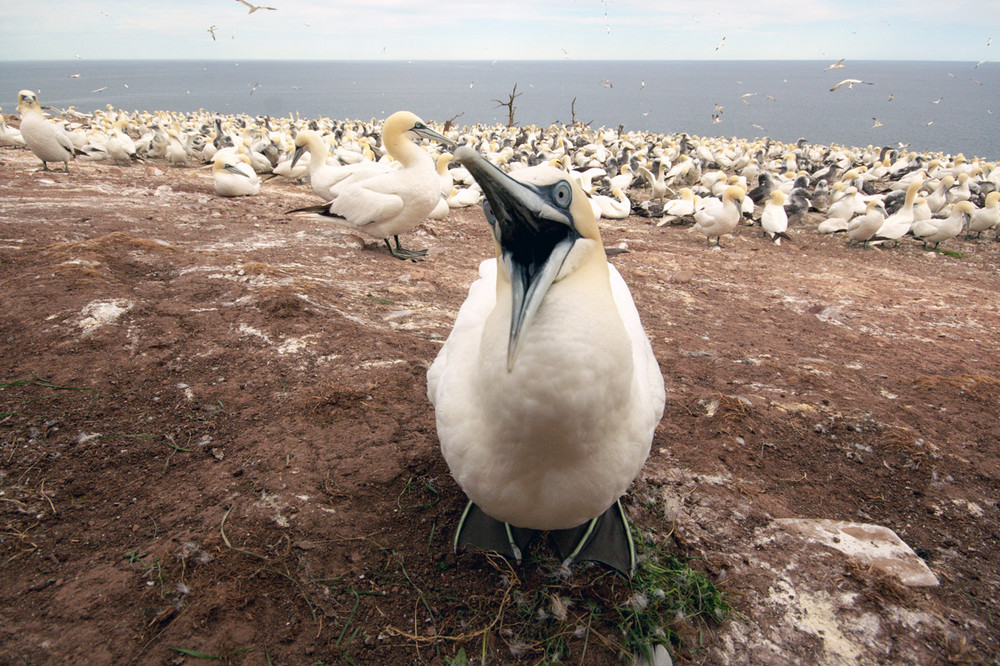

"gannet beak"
[409, 121, 456, 148]
[455, 145, 579, 371]
[290, 144, 306, 169]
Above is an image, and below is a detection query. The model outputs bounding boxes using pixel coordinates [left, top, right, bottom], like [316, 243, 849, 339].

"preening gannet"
[16, 90, 78, 172]
[289, 111, 453, 260]
[761, 190, 790, 244]
[427, 145, 665, 575]
[847, 200, 886, 247]
[213, 153, 260, 197]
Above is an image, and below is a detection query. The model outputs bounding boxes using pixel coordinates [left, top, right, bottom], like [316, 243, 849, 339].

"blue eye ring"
[553, 181, 572, 208]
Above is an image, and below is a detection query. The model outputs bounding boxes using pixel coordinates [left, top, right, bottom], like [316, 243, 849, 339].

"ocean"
[3, 60, 998, 159]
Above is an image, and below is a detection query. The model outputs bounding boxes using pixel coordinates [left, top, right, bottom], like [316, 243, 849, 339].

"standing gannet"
[912, 201, 973, 249]
[213, 153, 260, 197]
[875, 180, 921, 243]
[761, 190, 790, 244]
[847, 200, 886, 247]
[16, 90, 78, 172]
[428, 145, 665, 575]
[692, 185, 744, 246]
[967, 191, 1000, 237]
[290, 111, 453, 260]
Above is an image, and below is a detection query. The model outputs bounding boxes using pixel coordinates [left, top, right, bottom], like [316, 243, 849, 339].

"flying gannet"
[428, 145, 665, 575]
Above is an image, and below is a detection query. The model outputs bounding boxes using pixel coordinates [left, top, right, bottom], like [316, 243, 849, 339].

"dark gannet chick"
[428, 145, 665, 575]
[16, 90, 79, 172]
[289, 111, 454, 261]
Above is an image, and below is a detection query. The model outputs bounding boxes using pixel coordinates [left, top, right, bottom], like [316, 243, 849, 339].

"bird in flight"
[207, 25, 217, 40]
[824, 58, 846, 71]
[715, 36, 726, 52]
[871, 117, 884, 128]
[829, 79, 873, 92]
[235, 0, 277, 14]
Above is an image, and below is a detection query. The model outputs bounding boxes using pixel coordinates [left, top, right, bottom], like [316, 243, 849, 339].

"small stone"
[671, 270, 694, 284]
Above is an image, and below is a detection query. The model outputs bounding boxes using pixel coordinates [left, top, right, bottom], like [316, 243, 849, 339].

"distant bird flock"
[4, 87, 1000, 258]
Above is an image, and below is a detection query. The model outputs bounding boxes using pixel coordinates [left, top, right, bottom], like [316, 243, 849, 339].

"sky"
[1, 0, 996, 62]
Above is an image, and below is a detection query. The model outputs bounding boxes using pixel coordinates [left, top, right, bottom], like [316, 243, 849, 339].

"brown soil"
[1, 142, 998, 665]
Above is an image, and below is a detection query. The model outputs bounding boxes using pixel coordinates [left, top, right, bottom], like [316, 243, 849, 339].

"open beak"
[455, 145, 578, 371]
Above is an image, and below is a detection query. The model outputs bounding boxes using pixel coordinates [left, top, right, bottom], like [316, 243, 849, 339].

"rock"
[772, 518, 939, 587]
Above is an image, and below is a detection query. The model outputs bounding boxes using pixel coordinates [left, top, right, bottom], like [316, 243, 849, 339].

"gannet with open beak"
[289, 111, 453, 260]
[16, 90, 78, 172]
[427, 145, 665, 575]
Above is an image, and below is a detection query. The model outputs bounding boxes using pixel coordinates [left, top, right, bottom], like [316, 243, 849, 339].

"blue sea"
[3, 60, 998, 159]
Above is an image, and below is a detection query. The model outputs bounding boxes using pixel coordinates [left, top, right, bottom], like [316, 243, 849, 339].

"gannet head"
[455, 144, 600, 371]
[290, 129, 320, 169]
[383, 111, 455, 149]
[16, 90, 40, 114]
[953, 201, 975, 219]
[768, 189, 786, 206]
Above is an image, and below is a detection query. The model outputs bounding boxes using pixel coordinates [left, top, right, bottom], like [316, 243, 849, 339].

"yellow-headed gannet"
[428, 145, 665, 575]
[16, 90, 78, 172]
[847, 200, 887, 247]
[875, 180, 921, 242]
[656, 187, 700, 227]
[968, 192, 1000, 237]
[693, 185, 745, 246]
[761, 190, 790, 244]
[912, 201, 973, 249]
[289, 111, 454, 260]
[213, 153, 260, 197]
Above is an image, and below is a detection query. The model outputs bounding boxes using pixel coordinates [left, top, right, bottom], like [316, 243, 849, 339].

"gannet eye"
[553, 181, 572, 208]
[483, 200, 497, 226]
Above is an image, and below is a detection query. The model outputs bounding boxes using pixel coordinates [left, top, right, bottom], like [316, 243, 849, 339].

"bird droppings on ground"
[1, 145, 999, 664]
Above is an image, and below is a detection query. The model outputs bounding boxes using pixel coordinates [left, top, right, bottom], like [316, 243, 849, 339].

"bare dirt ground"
[1, 141, 999, 665]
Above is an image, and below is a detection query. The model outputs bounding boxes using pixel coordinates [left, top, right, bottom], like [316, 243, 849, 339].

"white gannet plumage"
[428, 145, 665, 575]
[289, 111, 453, 260]
[16, 90, 78, 172]
[212, 153, 260, 197]
[761, 189, 789, 244]
[692, 185, 745, 246]
[912, 201, 973, 248]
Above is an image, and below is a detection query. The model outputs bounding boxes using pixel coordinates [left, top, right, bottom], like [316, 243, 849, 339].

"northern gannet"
[289, 111, 454, 260]
[875, 180, 922, 242]
[656, 188, 700, 226]
[761, 190, 790, 244]
[912, 202, 973, 249]
[428, 145, 665, 575]
[213, 153, 260, 197]
[829, 79, 874, 92]
[847, 200, 886, 247]
[692, 185, 744, 246]
[16, 90, 78, 172]
[967, 192, 1000, 237]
